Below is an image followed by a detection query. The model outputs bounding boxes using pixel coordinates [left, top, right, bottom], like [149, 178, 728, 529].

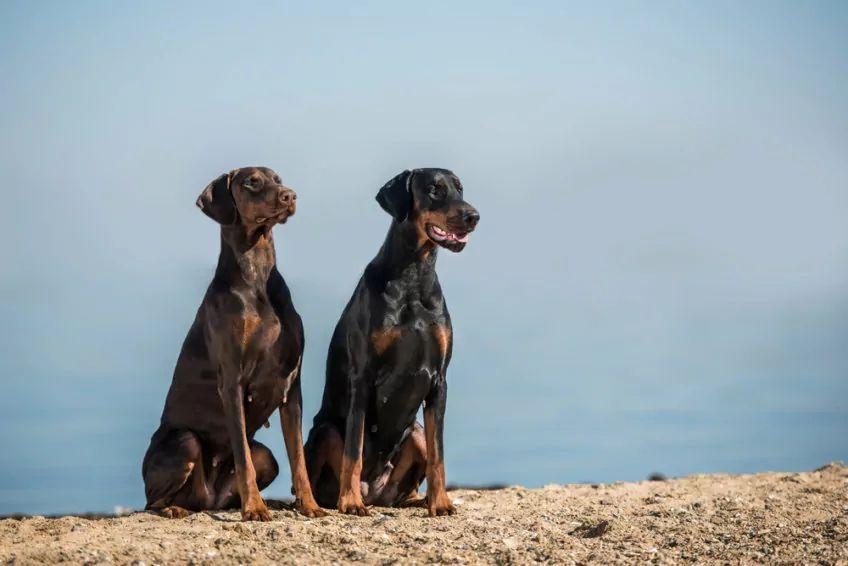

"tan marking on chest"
[255, 233, 271, 249]
[371, 328, 402, 356]
[240, 314, 263, 349]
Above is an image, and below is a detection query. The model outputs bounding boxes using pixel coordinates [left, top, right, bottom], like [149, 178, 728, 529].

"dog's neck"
[215, 224, 277, 288]
[370, 220, 438, 293]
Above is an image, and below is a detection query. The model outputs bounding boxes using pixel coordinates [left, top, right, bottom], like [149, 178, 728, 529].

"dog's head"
[376, 168, 479, 253]
[196, 167, 296, 227]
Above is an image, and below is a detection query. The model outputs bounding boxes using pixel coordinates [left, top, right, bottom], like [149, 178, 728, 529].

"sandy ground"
[1, 463, 846, 565]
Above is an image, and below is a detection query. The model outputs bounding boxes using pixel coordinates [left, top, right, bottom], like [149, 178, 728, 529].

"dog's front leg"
[423, 377, 456, 517]
[280, 374, 326, 518]
[218, 375, 271, 521]
[338, 375, 370, 516]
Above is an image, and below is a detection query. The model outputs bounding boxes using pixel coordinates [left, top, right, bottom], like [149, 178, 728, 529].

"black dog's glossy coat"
[142, 167, 324, 520]
[305, 168, 479, 516]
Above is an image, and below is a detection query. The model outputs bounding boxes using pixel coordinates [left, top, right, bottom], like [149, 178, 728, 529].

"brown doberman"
[142, 167, 325, 521]
[304, 168, 479, 517]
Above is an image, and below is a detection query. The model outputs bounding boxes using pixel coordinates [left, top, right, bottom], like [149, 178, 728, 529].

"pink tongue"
[431, 226, 468, 244]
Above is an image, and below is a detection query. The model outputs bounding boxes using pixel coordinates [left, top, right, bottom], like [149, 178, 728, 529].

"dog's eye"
[428, 185, 446, 200]
[273, 175, 281, 184]
[244, 178, 263, 191]
[452, 176, 463, 194]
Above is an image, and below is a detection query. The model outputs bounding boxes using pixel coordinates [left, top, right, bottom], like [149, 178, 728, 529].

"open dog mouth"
[427, 224, 469, 245]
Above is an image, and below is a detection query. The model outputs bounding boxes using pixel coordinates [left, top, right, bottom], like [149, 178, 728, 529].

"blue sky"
[0, 1, 846, 514]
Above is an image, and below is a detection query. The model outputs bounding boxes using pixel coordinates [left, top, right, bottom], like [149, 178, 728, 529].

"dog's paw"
[241, 499, 272, 522]
[339, 502, 370, 516]
[297, 503, 328, 518]
[338, 491, 370, 516]
[159, 506, 190, 519]
[426, 493, 457, 517]
[242, 507, 272, 521]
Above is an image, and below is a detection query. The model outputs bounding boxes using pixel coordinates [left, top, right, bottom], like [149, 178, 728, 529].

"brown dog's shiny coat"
[142, 167, 324, 520]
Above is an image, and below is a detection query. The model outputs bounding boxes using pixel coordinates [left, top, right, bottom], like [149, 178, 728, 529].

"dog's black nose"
[463, 208, 480, 229]
[279, 189, 296, 206]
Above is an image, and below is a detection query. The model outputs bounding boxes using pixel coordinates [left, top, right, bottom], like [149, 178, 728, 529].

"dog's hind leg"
[304, 422, 344, 509]
[213, 440, 279, 510]
[369, 422, 427, 507]
[142, 428, 213, 517]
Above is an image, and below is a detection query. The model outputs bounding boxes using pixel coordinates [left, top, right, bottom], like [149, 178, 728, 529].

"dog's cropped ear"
[196, 170, 238, 225]
[376, 169, 414, 222]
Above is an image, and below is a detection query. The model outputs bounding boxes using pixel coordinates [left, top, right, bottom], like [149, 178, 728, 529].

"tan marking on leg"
[432, 324, 451, 369]
[424, 410, 455, 517]
[338, 419, 369, 516]
[338, 454, 369, 515]
[280, 386, 326, 518]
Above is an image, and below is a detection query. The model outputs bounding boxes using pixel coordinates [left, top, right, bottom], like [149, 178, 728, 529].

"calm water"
[1, 258, 846, 515]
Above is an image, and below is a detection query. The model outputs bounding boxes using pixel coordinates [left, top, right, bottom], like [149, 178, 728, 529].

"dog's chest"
[240, 307, 297, 422]
[238, 294, 281, 344]
[244, 358, 298, 431]
[380, 273, 445, 326]
[370, 300, 449, 442]
[372, 288, 450, 374]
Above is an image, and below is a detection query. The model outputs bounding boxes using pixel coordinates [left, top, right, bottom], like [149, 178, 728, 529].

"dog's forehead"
[417, 168, 458, 186]
[233, 167, 278, 180]
[257, 167, 278, 178]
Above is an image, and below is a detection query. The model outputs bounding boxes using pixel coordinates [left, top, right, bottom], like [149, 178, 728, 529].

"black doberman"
[142, 167, 325, 521]
[304, 168, 480, 517]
